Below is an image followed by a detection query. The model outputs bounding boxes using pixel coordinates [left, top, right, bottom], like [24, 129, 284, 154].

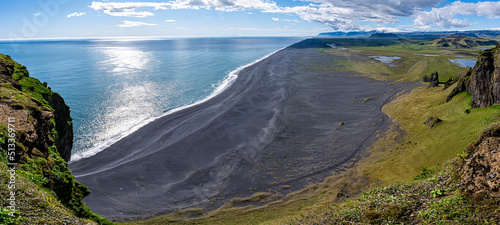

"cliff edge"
[448, 45, 500, 108]
[0, 53, 110, 224]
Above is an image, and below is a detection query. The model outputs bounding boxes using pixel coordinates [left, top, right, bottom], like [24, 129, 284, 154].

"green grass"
[360, 85, 500, 185]
[0, 163, 97, 225]
[287, 163, 500, 224]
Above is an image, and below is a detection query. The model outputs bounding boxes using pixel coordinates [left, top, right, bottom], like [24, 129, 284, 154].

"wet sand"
[70, 39, 413, 221]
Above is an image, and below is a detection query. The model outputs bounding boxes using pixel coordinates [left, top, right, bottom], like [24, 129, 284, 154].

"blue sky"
[2, 0, 500, 39]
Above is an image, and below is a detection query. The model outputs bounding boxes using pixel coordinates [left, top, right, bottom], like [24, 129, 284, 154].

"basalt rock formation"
[447, 45, 500, 108]
[0, 53, 108, 223]
[423, 72, 439, 87]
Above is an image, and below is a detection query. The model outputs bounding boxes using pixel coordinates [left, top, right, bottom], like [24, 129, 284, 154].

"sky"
[2, 0, 500, 39]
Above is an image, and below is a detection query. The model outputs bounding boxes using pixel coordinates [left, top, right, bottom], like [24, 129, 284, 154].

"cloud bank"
[415, 1, 500, 29]
[89, 0, 500, 31]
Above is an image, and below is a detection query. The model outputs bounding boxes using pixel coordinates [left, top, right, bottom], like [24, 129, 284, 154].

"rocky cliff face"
[0, 54, 106, 222]
[0, 54, 73, 161]
[447, 45, 500, 108]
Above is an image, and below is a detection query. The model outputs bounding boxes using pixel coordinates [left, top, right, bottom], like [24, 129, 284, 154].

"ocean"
[0, 37, 304, 160]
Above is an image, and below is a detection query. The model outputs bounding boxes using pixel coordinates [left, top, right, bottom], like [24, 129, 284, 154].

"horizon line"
[0, 34, 313, 42]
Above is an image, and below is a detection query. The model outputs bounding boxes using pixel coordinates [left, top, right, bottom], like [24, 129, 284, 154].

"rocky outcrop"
[44, 91, 73, 161]
[447, 45, 500, 108]
[423, 117, 442, 129]
[443, 77, 456, 89]
[0, 56, 73, 161]
[0, 53, 106, 222]
[423, 72, 439, 87]
[461, 124, 500, 193]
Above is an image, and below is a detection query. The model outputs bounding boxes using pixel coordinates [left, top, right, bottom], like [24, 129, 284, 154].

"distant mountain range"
[369, 33, 399, 39]
[318, 29, 500, 39]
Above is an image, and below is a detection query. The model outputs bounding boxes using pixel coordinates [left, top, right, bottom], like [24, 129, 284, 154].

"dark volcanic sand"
[69, 39, 413, 221]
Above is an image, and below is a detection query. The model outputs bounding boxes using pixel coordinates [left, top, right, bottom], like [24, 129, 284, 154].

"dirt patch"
[461, 124, 500, 192]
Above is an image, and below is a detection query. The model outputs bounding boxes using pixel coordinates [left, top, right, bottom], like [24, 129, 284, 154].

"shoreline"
[69, 39, 414, 221]
[69, 44, 295, 162]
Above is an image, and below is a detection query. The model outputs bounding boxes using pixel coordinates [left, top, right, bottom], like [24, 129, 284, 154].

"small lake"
[449, 58, 476, 68]
[370, 56, 401, 67]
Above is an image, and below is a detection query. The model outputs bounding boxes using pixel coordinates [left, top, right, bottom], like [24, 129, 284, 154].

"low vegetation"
[290, 162, 500, 224]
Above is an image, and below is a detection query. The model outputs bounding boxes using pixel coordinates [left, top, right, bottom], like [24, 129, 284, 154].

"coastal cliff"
[0, 54, 73, 161]
[0, 54, 109, 224]
[448, 45, 500, 108]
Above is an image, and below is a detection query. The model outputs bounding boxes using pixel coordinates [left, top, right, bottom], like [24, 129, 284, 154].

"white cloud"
[67, 12, 87, 18]
[373, 27, 404, 33]
[88, 0, 500, 31]
[117, 20, 158, 27]
[272, 17, 300, 23]
[414, 1, 500, 29]
[33, 12, 41, 16]
[89, 2, 167, 17]
[89, 0, 278, 17]
[164, 19, 176, 22]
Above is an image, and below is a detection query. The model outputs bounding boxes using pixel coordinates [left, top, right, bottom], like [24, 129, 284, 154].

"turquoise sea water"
[0, 37, 303, 160]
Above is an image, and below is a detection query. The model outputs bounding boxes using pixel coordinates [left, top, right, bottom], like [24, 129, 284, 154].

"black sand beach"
[70, 39, 412, 221]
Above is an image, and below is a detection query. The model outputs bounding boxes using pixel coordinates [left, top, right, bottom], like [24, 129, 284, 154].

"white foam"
[70, 46, 289, 162]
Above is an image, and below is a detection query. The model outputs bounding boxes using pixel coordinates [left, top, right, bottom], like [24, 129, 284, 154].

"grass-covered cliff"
[0, 53, 111, 224]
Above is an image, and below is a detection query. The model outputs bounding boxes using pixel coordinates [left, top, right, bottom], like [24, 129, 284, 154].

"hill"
[369, 33, 399, 39]
[432, 35, 498, 48]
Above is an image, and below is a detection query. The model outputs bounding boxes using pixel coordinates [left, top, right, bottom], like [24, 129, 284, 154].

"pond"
[370, 56, 401, 67]
[449, 58, 476, 68]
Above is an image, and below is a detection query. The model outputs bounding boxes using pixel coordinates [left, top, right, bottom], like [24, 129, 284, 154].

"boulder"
[423, 117, 442, 129]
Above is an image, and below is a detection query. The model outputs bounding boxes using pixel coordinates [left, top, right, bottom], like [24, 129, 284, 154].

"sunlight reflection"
[99, 47, 151, 73]
[73, 46, 167, 157]
[99, 82, 160, 141]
